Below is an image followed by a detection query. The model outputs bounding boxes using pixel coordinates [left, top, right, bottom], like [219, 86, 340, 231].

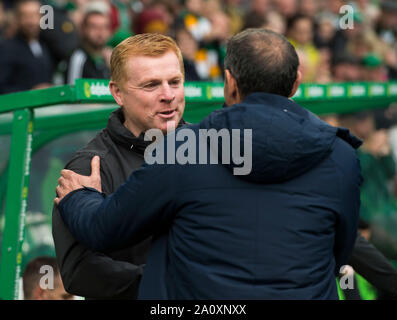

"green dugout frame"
[0, 79, 396, 300]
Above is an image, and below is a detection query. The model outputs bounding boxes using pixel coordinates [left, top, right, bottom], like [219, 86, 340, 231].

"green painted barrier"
[0, 80, 396, 300]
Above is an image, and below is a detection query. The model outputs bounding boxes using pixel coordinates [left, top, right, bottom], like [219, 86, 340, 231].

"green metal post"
[0, 109, 34, 300]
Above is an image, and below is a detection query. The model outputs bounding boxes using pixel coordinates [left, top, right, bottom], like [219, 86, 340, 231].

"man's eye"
[170, 79, 181, 86]
[145, 83, 157, 88]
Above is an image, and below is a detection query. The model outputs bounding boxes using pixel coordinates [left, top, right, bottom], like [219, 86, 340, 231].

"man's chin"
[158, 117, 181, 133]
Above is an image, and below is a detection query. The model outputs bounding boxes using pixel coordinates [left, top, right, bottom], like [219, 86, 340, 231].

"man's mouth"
[157, 110, 177, 119]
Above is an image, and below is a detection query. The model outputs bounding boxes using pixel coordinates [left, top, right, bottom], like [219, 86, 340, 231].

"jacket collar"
[107, 108, 186, 155]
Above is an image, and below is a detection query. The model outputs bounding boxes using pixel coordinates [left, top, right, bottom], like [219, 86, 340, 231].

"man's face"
[118, 51, 185, 136]
[82, 13, 111, 50]
[17, 1, 41, 40]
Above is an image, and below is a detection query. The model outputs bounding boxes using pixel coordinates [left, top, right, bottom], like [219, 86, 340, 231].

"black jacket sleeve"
[348, 233, 397, 298]
[52, 153, 144, 299]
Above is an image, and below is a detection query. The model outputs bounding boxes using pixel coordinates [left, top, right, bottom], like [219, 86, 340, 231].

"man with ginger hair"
[52, 33, 186, 299]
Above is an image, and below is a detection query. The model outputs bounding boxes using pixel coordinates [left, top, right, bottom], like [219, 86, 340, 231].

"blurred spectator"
[222, 0, 244, 35]
[0, 4, 17, 39]
[23, 256, 74, 300]
[264, 10, 286, 35]
[324, 0, 346, 19]
[179, 0, 229, 43]
[0, 1, 4, 38]
[352, 0, 380, 27]
[0, 0, 394, 88]
[362, 53, 389, 82]
[203, 0, 231, 39]
[272, 0, 298, 19]
[0, 0, 55, 94]
[179, 0, 212, 42]
[106, 0, 134, 48]
[314, 13, 336, 50]
[134, 8, 168, 34]
[331, 54, 363, 82]
[67, 0, 91, 28]
[331, 11, 365, 63]
[150, 0, 179, 32]
[242, 0, 269, 30]
[250, 0, 270, 16]
[174, 23, 202, 81]
[242, 10, 266, 30]
[339, 111, 397, 262]
[313, 12, 336, 83]
[40, 1, 80, 66]
[317, 48, 333, 83]
[176, 0, 228, 81]
[320, 113, 340, 128]
[376, 0, 397, 47]
[66, 7, 111, 84]
[295, 48, 308, 80]
[297, 0, 319, 18]
[346, 27, 393, 68]
[287, 14, 320, 82]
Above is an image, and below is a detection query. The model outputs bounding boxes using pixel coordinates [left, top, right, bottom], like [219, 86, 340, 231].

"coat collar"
[107, 108, 187, 154]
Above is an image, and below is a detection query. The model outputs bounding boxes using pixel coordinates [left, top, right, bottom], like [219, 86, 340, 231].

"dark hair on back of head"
[224, 28, 299, 98]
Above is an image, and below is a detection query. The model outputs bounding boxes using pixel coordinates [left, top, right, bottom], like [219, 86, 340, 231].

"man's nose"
[160, 83, 175, 102]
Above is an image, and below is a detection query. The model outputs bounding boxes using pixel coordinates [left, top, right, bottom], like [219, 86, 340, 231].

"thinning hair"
[110, 33, 184, 87]
[224, 28, 299, 98]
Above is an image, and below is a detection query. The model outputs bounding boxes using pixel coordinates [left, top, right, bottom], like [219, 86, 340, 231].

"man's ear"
[109, 81, 124, 106]
[224, 69, 241, 106]
[289, 70, 302, 98]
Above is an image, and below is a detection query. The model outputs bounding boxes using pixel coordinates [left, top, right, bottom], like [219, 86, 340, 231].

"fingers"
[55, 185, 62, 206]
[90, 156, 101, 178]
[55, 157, 101, 206]
[56, 184, 63, 198]
[61, 169, 74, 178]
[58, 176, 65, 187]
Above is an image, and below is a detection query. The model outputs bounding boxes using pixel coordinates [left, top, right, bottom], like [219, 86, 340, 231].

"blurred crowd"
[0, 0, 397, 93]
